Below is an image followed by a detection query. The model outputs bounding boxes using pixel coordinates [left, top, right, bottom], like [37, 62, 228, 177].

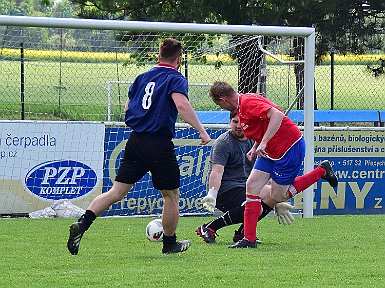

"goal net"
[0, 16, 315, 217]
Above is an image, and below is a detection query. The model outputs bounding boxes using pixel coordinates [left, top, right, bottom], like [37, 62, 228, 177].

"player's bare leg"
[88, 182, 132, 216]
[161, 189, 191, 254]
[270, 182, 290, 203]
[161, 189, 179, 236]
[67, 182, 132, 255]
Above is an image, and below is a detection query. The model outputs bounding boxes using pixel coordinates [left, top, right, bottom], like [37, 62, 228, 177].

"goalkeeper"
[196, 111, 295, 244]
[196, 110, 336, 244]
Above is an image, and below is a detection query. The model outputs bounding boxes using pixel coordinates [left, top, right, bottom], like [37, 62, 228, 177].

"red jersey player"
[209, 81, 338, 248]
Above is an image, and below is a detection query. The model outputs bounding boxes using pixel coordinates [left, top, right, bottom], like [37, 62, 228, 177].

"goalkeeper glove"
[202, 188, 218, 213]
[275, 202, 295, 225]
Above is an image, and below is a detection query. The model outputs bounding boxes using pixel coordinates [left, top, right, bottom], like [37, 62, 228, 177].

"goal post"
[0, 15, 315, 218]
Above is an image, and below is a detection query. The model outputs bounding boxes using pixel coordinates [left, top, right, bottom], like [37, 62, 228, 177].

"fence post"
[184, 49, 188, 81]
[330, 50, 334, 110]
[20, 42, 25, 120]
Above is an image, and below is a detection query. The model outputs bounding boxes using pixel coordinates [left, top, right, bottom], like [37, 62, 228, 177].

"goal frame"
[0, 15, 316, 218]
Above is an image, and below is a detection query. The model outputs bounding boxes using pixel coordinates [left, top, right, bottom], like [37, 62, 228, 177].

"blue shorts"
[253, 137, 306, 185]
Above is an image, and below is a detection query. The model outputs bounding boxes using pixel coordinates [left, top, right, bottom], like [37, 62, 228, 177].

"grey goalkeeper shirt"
[208, 130, 254, 197]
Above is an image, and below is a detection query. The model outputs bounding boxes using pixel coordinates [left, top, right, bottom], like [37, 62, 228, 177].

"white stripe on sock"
[246, 197, 261, 202]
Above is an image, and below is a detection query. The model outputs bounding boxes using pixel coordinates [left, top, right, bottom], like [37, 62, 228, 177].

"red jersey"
[237, 94, 303, 160]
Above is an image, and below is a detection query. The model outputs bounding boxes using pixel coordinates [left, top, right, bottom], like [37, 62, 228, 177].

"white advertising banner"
[0, 121, 104, 214]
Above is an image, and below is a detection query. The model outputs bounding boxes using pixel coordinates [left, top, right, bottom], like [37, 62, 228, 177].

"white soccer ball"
[145, 219, 163, 242]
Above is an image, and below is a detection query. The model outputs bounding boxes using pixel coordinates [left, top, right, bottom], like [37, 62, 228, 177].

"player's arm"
[256, 107, 284, 157]
[203, 163, 224, 213]
[172, 92, 211, 145]
[208, 163, 224, 194]
[124, 98, 130, 113]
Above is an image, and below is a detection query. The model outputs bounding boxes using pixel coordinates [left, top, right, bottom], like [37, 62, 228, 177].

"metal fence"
[0, 19, 384, 123]
[316, 52, 385, 111]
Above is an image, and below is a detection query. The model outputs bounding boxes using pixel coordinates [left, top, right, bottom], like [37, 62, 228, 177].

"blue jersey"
[125, 64, 188, 137]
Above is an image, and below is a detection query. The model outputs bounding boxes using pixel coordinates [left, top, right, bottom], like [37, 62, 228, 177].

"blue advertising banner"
[294, 130, 385, 215]
[103, 128, 385, 216]
[103, 127, 224, 216]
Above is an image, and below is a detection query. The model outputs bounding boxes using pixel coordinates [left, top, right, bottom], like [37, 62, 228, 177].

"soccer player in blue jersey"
[67, 38, 211, 255]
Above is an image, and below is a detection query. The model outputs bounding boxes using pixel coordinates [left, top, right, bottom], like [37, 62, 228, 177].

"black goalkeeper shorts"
[115, 131, 180, 190]
[216, 186, 246, 213]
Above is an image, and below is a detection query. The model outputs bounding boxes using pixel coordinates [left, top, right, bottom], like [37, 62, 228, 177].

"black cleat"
[233, 230, 243, 243]
[228, 238, 257, 249]
[195, 225, 217, 244]
[233, 230, 262, 244]
[320, 160, 338, 187]
[67, 222, 84, 255]
[162, 240, 191, 254]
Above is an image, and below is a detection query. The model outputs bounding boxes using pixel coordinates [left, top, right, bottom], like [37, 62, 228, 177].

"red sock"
[287, 166, 325, 197]
[243, 194, 261, 242]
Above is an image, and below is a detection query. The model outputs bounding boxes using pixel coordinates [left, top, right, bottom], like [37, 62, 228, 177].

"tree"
[0, 0, 51, 16]
[271, 0, 385, 108]
[36, 0, 385, 55]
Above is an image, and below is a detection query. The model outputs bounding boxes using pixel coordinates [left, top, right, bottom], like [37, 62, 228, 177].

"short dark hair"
[230, 110, 237, 120]
[159, 38, 182, 61]
[209, 81, 235, 102]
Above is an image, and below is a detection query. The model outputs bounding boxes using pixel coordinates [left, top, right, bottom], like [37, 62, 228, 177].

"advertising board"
[104, 128, 385, 216]
[0, 121, 104, 214]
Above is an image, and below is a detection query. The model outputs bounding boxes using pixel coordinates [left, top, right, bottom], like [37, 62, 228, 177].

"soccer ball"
[145, 219, 163, 242]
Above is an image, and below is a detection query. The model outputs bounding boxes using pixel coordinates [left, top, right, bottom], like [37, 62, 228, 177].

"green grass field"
[1, 215, 384, 287]
[1, 60, 384, 121]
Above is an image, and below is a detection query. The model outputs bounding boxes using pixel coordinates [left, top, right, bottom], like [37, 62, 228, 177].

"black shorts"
[216, 186, 246, 213]
[115, 132, 180, 190]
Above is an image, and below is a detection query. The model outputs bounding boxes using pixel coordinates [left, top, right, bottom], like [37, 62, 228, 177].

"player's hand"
[275, 202, 295, 225]
[202, 187, 218, 213]
[255, 142, 268, 158]
[246, 147, 257, 162]
[199, 131, 211, 145]
[202, 195, 216, 213]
